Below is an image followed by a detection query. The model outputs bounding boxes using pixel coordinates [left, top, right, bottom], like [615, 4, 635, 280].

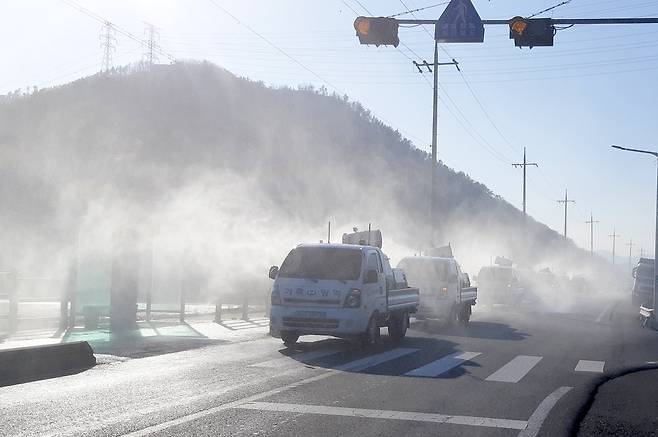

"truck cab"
[268, 242, 418, 347]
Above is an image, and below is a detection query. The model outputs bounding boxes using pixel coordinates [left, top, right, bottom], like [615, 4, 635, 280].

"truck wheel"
[281, 332, 299, 348]
[362, 314, 381, 346]
[458, 305, 471, 324]
[388, 312, 408, 341]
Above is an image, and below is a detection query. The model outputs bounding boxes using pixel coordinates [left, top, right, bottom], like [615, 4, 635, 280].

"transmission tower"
[99, 21, 117, 72]
[143, 22, 160, 68]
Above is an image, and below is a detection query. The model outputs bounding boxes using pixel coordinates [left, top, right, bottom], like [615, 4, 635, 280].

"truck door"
[364, 251, 386, 314]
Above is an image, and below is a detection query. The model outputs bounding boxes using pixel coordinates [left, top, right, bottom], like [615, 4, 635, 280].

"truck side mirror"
[365, 269, 378, 284]
[268, 265, 279, 280]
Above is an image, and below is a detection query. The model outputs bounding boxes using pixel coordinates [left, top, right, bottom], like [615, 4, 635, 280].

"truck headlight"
[343, 288, 361, 308]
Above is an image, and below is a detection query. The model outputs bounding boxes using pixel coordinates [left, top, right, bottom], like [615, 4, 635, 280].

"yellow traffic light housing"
[509, 17, 554, 48]
[354, 16, 400, 47]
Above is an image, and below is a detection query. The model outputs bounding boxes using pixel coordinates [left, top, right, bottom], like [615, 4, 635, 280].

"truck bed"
[387, 287, 420, 312]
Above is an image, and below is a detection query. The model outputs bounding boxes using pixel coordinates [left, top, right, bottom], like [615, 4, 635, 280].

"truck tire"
[458, 305, 471, 324]
[362, 314, 381, 347]
[281, 332, 299, 348]
[388, 312, 408, 341]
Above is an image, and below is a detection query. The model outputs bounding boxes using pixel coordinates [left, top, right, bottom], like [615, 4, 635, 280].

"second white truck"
[397, 252, 477, 324]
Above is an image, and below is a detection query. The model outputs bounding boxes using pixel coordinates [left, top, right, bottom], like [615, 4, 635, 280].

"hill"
[0, 61, 608, 293]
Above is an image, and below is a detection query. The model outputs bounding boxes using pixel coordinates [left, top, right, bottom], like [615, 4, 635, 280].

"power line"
[512, 147, 539, 217]
[388, 1, 450, 18]
[61, 0, 176, 63]
[556, 188, 576, 239]
[586, 213, 599, 256]
[206, 0, 427, 147]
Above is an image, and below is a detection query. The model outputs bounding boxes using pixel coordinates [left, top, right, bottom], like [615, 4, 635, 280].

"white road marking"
[575, 360, 605, 373]
[405, 351, 481, 377]
[486, 355, 543, 383]
[250, 349, 341, 368]
[123, 371, 338, 436]
[46, 367, 305, 437]
[121, 348, 417, 436]
[334, 348, 419, 372]
[517, 386, 573, 437]
[595, 302, 614, 323]
[237, 401, 528, 430]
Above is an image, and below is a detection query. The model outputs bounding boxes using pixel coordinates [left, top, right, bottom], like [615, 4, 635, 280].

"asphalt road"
[1, 293, 657, 437]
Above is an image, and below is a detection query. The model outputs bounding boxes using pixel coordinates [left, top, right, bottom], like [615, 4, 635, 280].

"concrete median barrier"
[0, 341, 96, 386]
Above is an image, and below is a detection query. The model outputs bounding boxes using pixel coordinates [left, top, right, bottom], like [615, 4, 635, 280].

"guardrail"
[639, 305, 654, 327]
[1, 271, 65, 336]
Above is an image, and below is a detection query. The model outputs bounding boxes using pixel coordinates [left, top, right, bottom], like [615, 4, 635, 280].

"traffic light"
[354, 16, 400, 47]
[509, 16, 554, 48]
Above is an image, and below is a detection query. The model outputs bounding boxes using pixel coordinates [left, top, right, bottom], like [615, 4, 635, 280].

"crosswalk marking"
[485, 355, 542, 383]
[236, 401, 528, 430]
[335, 348, 419, 372]
[574, 360, 605, 373]
[405, 351, 481, 377]
[250, 349, 341, 368]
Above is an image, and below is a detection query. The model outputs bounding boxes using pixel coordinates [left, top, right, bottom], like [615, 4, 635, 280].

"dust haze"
[0, 61, 626, 313]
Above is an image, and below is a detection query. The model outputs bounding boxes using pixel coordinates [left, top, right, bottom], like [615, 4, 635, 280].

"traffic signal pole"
[395, 18, 658, 25]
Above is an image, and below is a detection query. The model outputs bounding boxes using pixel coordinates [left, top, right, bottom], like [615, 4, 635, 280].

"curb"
[0, 341, 96, 386]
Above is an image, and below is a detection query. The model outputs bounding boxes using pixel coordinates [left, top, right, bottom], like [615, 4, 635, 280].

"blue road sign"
[435, 0, 484, 43]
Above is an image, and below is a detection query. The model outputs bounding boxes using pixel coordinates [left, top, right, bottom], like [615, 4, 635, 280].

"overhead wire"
[205, 0, 429, 148]
[60, 0, 176, 62]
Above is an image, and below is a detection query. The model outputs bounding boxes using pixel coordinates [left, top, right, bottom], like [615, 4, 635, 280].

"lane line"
[334, 348, 419, 372]
[595, 302, 614, 323]
[574, 360, 605, 373]
[517, 386, 573, 437]
[250, 349, 341, 368]
[405, 351, 481, 377]
[122, 348, 416, 436]
[237, 401, 528, 430]
[122, 371, 338, 437]
[486, 356, 543, 383]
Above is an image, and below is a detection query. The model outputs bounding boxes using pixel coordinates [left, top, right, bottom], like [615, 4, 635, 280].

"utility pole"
[99, 21, 117, 72]
[143, 22, 160, 68]
[627, 238, 635, 273]
[609, 227, 621, 265]
[556, 189, 575, 239]
[413, 50, 459, 246]
[586, 213, 599, 256]
[512, 147, 539, 217]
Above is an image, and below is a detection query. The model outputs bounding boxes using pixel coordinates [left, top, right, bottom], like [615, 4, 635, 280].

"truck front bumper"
[269, 306, 368, 338]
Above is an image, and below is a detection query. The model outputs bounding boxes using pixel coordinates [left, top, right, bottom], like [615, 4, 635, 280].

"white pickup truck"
[397, 255, 477, 324]
[268, 242, 419, 347]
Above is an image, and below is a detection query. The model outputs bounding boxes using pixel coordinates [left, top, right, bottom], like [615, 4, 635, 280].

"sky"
[2, 0, 658, 263]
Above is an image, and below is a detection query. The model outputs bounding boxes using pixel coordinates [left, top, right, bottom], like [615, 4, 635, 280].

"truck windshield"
[399, 259, 448, 281]
[278, 247, 362, 281]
